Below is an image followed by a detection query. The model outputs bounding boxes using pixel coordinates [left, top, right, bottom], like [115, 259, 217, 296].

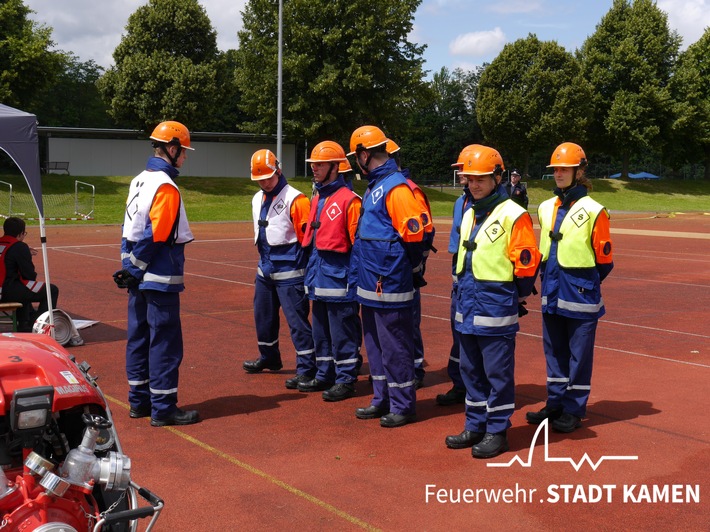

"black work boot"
[525, 405, 563, 425]
[436, 386, 466, 406]
[471, 431, 509, 459]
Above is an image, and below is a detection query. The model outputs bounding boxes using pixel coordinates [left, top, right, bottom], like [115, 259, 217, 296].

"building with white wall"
[38, 128, 297, 178]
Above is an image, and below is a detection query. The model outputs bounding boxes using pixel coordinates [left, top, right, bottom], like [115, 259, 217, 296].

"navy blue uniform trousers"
[542, 313, 598, 418]
[126, 288, 183, 419]
[412, 288, 426, 381]
[254, 274, 315, 376]
[447, 283, 464, 389]
[361, 306, 416, 416]
[311, 299, 361, 384]
[459, 333, 516, 434]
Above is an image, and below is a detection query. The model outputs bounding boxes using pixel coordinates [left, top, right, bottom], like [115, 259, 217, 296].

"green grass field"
[0, 173, 708, 225]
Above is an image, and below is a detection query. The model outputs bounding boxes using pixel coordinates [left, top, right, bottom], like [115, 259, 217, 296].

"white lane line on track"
[52, 247, 256, 287]
[605, 275, 710, 288]
[611, 228, 710, 239]
[47, 238, 250, 250]
[55, 243, 710, 359]
[515, 331, 710, 369]
[615, 253, 710, 263]
[422, 313, 709, 368]
[423, 310, 710, 340]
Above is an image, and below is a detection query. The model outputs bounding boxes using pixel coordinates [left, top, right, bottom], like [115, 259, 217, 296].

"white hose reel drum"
[33, 310, 84, 347]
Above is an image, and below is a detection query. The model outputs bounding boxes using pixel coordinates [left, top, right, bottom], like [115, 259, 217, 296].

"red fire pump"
[0, 333, 162, 531]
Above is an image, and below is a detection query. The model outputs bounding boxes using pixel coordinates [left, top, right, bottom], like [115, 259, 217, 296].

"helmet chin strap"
[356, 148, 374, 175]
[159, 142, 182, 167]
[560, 168, 579, 193]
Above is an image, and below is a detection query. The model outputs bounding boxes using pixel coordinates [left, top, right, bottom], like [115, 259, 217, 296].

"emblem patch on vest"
[371, 186, 384, 204]
[327, 202, 343, 221]
[272, 198, 287, 215]
[484, 221, 506, 243]
[407, 218, 421, 233]
[571, 207, 590, 227]
[520, 249, 531, 265]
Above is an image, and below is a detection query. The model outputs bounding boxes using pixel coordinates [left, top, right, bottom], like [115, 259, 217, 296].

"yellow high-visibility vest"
[456, 200, 526, 281]
[538, 196, 607, 267]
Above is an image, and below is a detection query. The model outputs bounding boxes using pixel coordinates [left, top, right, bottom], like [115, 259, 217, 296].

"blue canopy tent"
[629, 171, 660, 179]
[609, 171, 660, 179]
[0, 104, 55, 333]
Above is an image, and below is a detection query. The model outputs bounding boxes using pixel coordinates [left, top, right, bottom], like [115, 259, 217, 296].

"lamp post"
[277, 0, 283, 162]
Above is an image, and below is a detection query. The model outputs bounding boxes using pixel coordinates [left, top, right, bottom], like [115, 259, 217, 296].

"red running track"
[27, 211, 709, 530]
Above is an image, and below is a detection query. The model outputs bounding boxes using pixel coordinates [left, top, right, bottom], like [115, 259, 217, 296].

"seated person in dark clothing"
[0, 217, 59, 331]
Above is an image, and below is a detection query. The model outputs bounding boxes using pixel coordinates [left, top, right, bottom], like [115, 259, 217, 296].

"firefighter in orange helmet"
[117, 120, 199, 426]
[526, 142, 613, 433]
[349, 125, 425, 428]
[385, 139, 435, 389]
[242, 149, 315, 385]
[435, 145, 480, 407]
[445, 144, 540, 458]
[298, 141, 363, 401]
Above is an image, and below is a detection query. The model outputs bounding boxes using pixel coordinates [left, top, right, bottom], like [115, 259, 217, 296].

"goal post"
[0, 180, 95, 221]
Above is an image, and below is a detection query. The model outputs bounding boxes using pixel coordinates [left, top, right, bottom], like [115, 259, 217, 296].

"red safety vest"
[303, 186, 357, 253]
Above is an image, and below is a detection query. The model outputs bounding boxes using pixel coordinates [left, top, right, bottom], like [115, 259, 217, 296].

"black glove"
[518, 300, 529, 317]
[113, 269, 140, 290]
[413, 271, 428, 288]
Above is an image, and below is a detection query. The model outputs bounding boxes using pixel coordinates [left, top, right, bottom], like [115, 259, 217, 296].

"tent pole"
[38, 216, 55, 338]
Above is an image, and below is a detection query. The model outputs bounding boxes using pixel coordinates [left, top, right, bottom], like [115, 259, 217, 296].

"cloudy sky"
[23, 0, 710, 75]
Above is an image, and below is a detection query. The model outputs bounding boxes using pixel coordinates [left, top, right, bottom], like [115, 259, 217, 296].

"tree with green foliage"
[397, 66, 484, 183]
[97, 0, 223, 131]
[477, 34, 591, 175]
[0, 0, 63, 110]
[234, 0, 427, 143]
[205, 49, 247, 133]
[669, 28, 710, 180]
[578, 0, 680, 177]
[31, 54, 116, 127]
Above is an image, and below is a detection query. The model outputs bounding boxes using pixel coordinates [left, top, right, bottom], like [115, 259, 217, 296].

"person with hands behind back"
[445, 145, 540, 459]
[526, 142, 613, 434]
[349, 125, 425, 429]
[300, 141, 362, 401]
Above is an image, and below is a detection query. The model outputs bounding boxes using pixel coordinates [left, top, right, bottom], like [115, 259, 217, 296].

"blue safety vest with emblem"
[355, 168, 415, 309]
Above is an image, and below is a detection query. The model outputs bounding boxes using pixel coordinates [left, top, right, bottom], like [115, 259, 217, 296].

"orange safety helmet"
[451, 144, 484, 168]
[458, 145, 505, 176]
[250, 149, 280, 181]
[338, 159, 352, 174]
[150, 121, 194, 150]
[348, 125, 388, 155]
[386, 139, 400, 154]
[306, 141, 347, 163]
[547, 142, 586, 167]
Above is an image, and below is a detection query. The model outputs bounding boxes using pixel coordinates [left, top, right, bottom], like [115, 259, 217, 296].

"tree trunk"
[622, 152, 630, 178]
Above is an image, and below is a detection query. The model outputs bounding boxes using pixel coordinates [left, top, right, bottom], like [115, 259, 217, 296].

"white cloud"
[449, 27, 506, 58]
[658, 0, 710, 48]
[23, 0, 247, 68]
